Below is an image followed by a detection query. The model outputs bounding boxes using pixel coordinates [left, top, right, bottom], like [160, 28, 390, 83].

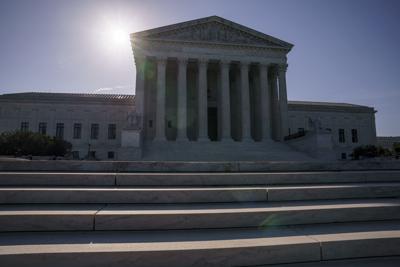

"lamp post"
[87, 143, 91, 160]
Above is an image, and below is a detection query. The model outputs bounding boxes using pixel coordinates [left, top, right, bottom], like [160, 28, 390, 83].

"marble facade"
[131, 16, 292, 143]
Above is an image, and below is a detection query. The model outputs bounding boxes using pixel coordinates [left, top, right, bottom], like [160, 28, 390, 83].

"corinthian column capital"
[156, 56, 168, 66]
[278, 64, 288, 73]
[240, 60, 251, 67]
[134, 56, 144, 64]
[220, 59, 231, 67]
[198, 57, 209, 66]
[177, 56, 188, 66]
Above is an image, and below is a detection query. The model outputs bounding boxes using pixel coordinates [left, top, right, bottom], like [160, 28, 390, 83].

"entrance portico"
[131, 16, 292, 145]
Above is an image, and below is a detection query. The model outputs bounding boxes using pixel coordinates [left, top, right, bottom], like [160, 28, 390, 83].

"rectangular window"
[20, 122, 29, 132]
[56, 123, 64, 139]
[341, 153, 347, 160]
[352, 129, 358, 143]
[72, 151, 80, 160]
[73, 123, 82, 139]
[38, 122, 47, 135]
[108, 124, 116, 140]
[167, 120, 172, 128]
[298, 128, 305, 134]
[339, 129, 345, 143]
[108, 151, 115, 159]
[149, 120, 153, 128]
[91, 123, 99, 139]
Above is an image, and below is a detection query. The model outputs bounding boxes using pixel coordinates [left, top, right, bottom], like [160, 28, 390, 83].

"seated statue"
[126, 110, 142, 130]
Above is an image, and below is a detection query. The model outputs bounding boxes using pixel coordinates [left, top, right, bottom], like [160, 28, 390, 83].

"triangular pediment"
[132, 16, 293, 50]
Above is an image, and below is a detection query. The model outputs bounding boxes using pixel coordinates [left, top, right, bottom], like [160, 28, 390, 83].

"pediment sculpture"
[144, 21, 282, 47]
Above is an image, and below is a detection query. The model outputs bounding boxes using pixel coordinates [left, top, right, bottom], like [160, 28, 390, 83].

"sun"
[98, 21, 131, 52]
[108, 27, 129, 48]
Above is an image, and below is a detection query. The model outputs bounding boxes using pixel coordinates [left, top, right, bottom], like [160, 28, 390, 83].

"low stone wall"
[0, 159, 400, 172]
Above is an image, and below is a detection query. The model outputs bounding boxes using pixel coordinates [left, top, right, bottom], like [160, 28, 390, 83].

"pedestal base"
[121, 129, 141, 147]
[117, 147, 142, 161]
[119, 129, 142, 160]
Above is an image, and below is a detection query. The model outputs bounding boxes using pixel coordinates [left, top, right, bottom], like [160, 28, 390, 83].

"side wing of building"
[288, 101, 377, 159]
[0, 93, 135, 160]
[0, 93, 378, 160]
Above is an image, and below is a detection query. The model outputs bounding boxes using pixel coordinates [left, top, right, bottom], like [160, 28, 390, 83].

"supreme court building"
[0, 16, 377, 161]
[133, 16, 291, 144]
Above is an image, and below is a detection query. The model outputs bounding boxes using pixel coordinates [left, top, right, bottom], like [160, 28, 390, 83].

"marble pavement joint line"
[93, 204, 108, 231]
[305, 234, 324, 262]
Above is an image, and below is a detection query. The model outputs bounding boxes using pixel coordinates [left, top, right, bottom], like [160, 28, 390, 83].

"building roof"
[288, 100, 376, 113]
[0, 92, 135, 105]
[131, 15, 293, 51]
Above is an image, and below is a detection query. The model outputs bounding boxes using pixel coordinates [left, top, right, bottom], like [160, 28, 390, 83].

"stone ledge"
[1, 159, 400, 172]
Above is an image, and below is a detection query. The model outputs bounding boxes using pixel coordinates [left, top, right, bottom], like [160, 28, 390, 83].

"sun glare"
[109, 27, 129, 47]
[94, 13, 143, 56]
[97, 19, 131, 53]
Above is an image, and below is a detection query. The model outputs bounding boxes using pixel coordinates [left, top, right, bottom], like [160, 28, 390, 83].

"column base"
[241, 137, 255, 143]
[220, 138, 234, 143]
[197, 136, 210, 142]
[153, 137, 167, 143]
[175, 138, 190, 144]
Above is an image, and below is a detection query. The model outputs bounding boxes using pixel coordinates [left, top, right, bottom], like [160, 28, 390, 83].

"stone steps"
[1, 167, 400, 266]
[0, 221, 399, 267]
[270, 257, 400, 267]
[1, 170, 400, 186]
[142, 140, 314, 161]
[1, 199, 399, 232]
[1, 182, 400, 204]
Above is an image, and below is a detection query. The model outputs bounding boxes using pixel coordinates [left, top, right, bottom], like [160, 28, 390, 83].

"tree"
[352, 145, 391, 160]
[394, 143, 400, 159]
[0, 131, 72, 157]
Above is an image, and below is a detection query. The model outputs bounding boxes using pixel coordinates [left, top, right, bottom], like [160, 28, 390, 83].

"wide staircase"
[142, 140, 314, 161]
[1, 162, 400, 266]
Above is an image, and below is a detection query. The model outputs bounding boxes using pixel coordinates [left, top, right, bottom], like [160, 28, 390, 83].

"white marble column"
[176, 57, 188, 141]
[197, 58, 209, 141]
[240, 61, 252, 142]
[259, 63, 271, 140]
[270, 68, 280, 141]
[154, 57, 167, 142]
[134, 56, 145, 128]
[220, 59, 231, 141]
[278, 64, 289, 141]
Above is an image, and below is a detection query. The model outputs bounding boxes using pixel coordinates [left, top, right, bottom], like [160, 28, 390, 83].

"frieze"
[133, 39, 287, 60]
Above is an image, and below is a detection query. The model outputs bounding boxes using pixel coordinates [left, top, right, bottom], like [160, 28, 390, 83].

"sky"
[0, 0, 399, 136]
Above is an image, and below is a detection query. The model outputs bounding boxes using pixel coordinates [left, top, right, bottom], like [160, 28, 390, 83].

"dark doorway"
[208, 107, 218, 141]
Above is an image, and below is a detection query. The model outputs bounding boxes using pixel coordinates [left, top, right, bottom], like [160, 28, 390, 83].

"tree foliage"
[0, 131, 72, 157]
[352, 145, 392, 160]
[394, 143, 400, 154]
[394, 143, 400, 159]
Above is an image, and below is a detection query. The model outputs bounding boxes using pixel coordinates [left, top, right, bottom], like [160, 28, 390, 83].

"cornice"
[133, 38, 290, 53]
[288, 103, 375, 114]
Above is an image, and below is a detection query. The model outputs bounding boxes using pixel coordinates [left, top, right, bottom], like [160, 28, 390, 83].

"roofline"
[0, 92, 135, 106]
[130, 15, 294, 50]
[288, 100, 376, 113]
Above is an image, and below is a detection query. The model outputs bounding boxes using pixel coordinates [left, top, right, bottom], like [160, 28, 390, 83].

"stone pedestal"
[118, 129, 142, 160]
[121, 129, 141, 147]
[286, 130, 336, 161]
